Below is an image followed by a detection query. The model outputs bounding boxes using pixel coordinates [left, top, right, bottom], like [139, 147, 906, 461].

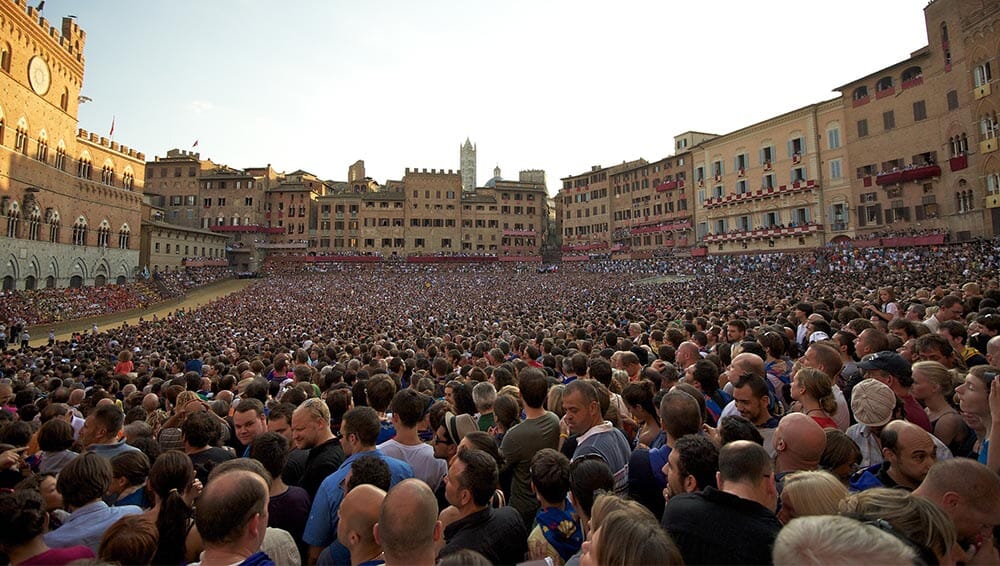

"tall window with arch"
[982, 113, 999, 140]
[101, 164, 115, 185]
[35, 132, 48, 163]
[96, 221, 111, 247]
[27, 206, 40, 240]
[5, 202, 19, 238]
[118, 225, 130, 249]
[72, 217, 87, 246]
[47, 210, 60, 243]
[77, 156, 92, 179]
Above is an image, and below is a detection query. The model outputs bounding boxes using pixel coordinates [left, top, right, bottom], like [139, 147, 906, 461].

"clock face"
[28, 56, 51, 96]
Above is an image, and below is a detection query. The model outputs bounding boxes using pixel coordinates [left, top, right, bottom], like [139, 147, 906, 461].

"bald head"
[376, 479, 440, 562]
[774, 413, 826, 472]
[142, 393, 160, 413]
[339, 484, 386, 549]
[68, 388, 85, 406]
[731, 352, 765, 379]
[915, 458, 1000, 541]
[987, 335, 1000, 366]
[676, 342, 701, 368]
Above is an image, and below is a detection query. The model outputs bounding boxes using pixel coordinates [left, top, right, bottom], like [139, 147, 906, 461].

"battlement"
[77, 128, 144, 161]
[161, 149, 202, 160]
[404, 167, 459, 176]
[6, 0, 86, 65]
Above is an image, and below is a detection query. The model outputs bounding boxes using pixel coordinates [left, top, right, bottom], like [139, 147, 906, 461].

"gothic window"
[72, 217, 87, 246]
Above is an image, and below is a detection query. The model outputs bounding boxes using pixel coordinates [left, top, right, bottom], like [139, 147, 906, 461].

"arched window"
[122, 168, 134, 191]
[5, 201, 20, 238]
[101, 163, 115, 185]
[853, 86, 869, 100]
[35, 130, 48, 162]
[27, 206, 40, 240]
[902, 66, 922, 82]
[876, 76, 894, 92]
[982, 113, 998, 139]
[96, 220, 111, 247]
[54, 141, 66, 171]
[60, 88, 69, 112]
[14, 119, 28, 154]
[72, 217, 87, 246]
[47, 209, 60, 242]
[941, 22, 949, 42]
[988, 173, 1000, 195]
[118, 224, 130, 249]
[0, 42, 10, 73]
[77, 154, 92, 179]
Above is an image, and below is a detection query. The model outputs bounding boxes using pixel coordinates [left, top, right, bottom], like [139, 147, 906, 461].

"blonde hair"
[774, 515, 916, 565]
[796, 368, 838, 415]
[175, 391, 199, 411]
[590, 493, 652, 531]
[781, 470, 848, 519]
[911, 360, 959, 398]
[596, 508, 683, 566]
[838, 488, 956, 561]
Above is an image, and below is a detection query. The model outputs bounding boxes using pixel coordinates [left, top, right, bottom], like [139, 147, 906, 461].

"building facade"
[0, 1, 144, 290]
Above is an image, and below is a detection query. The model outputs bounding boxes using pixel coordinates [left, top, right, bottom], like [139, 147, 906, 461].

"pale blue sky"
[45, 1, 930, 193]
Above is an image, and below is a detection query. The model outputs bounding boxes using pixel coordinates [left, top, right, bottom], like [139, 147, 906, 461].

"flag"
[109, 116, 115, 137]
[192, 140, 199, 148]
[37, 1, 45, 11]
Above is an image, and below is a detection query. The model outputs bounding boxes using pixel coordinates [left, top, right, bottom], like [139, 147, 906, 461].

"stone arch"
[70, 256, 88, 280]
[2, 254, 20, 282]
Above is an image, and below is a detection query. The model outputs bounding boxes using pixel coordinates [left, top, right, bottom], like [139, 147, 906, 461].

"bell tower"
[460, 138, 476, 192]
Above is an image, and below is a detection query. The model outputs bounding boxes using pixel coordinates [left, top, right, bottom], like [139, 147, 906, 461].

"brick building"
[0, 0, 144, 289]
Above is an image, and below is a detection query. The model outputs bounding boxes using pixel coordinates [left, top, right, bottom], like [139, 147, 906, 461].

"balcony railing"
[210, 225, 284, 234]
[704, 180, 817, 209]
[703, 223, 823, 243]
[875, 164, 941, 186]
[655, 179, 684, 192]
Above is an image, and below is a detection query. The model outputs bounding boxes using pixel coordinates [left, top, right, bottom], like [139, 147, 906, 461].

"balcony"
[209, 224, 284, 234]
[949, 154, 968, 172]
[561, 242, 609, 252]
[876, 86, 896, 99]
[629, 219, 692, 235]
[852, 95, 870, 108]
[702, 223, 823, 243]
[975, 82, 992, 100]
[703, 180, 817, 209]
[655, 179, 684, 192]
[981, 138, 999, 154]
[901, 76, 924, 90]
[502, 229, 537, 237]
[875, 164, 941, 186]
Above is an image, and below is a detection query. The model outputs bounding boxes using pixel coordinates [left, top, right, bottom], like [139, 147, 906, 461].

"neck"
[886, 465, 919, 490]
[799, 399, 822, 413]
[350, 545, 382, 566]
[385, 549, 434, 566]
[6, 536, 49, 565]
[199, 542, 256, 566]
[392, 425, 422, 445]
[270, 478, 288, 497]
[922, 395, 950, 412]
[539, 498, 566, 512]
[523, 405, 546, 419]
[753, 412, 773, 427]
[456, 502, 488, 520]
[722, 481, 772, 510]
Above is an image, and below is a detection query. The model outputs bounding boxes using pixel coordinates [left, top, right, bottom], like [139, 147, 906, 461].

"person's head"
[880, 420, 937, 489]
[717, 440, 776, 510]
[291, 397, 332, 450]
[664, 433, 718, 498]
[37, 417, 75, 452]
[802, 343, 843, 381]
[99, 515, 159, 565]
[777, 470, 849, 525]
[773, 515, 917, 565]
[0, 489, 49, 551]
[375, 479, 443, 566]
[659, 389, 702, 442]
[389, 388, 429, 429]
[790, 367, 837, 416]
[338, 483, 386, 554]
[195, 469, 270, 553]
[529, 448, 570, 506]
[249, 431, 289, 482]
[444, 448, 497, 510]
[562, 379, 603, 435]
[57, 451, 112, 509]
[580, 505, 682, 566]
[341, 406, 381, 456]
[233, 398, 266, 447]
[266, 402, 296, 443]
[839, 487, 956, 564]
[909, 360, 958, 403]
[914, 334, 956, 368]
[955, 365, 998, 420]
[936, 295, 965, 322]
[518, 367, 549, 409]
[914, 457, 1000, 544]
[492, 394, 520, 431]
[773, 412, 827, 473]
[687, 359, 721, 395]
[182, 410, 221, 449]
[79, 403, 125, 446]
[568, 455, 614, 524]
[471, 381, 496, 414]
[732, 373, 771, 425]
[109, 450, 150, 496]
[346, 454, 392, 492]
[855, 328, 889, 358]
[820, 429, 862, 485]
[366, 374, 397, 413]
[850, 377, 896, 431]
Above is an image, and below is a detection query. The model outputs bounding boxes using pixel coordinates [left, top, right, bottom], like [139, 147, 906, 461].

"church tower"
[460, 138, 477, 192]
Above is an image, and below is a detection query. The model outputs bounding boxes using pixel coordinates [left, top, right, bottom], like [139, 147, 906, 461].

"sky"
[42, 1, 931, 195]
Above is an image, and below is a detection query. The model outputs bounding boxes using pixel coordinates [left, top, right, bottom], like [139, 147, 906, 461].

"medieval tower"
[460, 138, 476, 192]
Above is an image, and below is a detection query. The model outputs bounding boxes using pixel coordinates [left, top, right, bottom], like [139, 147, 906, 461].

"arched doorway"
[116, 275, 126, 285]
[2, 276, 13, 291]
[69, 275, 83, 288]
[45, 275, 55, 288]
[94, 274, 107, 286]
[24, 275, 36, 290]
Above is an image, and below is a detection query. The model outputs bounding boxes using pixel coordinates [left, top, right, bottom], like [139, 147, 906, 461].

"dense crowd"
[0, 282, 160, 327]
[1, 238, 1000, 565]
[154, 266, 234, 298]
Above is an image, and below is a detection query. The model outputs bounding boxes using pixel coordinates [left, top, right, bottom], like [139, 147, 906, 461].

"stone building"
[0, 0, 144, 289]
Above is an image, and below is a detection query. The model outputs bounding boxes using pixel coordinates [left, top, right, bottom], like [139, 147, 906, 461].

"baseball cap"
[850, 378, 896, 428]
[857, 350, 912, 379]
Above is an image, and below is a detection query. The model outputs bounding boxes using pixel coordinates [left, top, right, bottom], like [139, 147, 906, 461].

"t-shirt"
[269, 486, 311, 565]
[477, 412, 495, 432]
[188, 446, 235, 484]
[20, 546, 95, 566]
[500, 411, 561, 528]
[377, 438, 448, 491]
[295, 437, 345, 500]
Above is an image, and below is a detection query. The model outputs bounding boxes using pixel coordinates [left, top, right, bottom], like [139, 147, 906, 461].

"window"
[853, 86, 869, 100]
[736, 179, 748, 194]
[827, 127, 841, 149]
[988, 173, 1000, 195]
[36, 137, 48, 162]
[974, 63, 992, 87]
[0, 42, 10, 73]
[858, 119, 869, 138]
[245, 197, 253, 206]
[14, 127, 27, 153]
[170, 196, 183, 206]
[830, 159, 842, 179]
[415, 238, 425, 248]
[788, 137, 805, 157]
[54, 147, 66, 171]
[982, 113, 999, 139]
[185, 195, 196, 206]
[876, 76, 894, 92]
[791, 167, 806, 183]
[217, 198, 226, 206]
[947, 90, 959, 111]
[883, 111, 895, 131]
[913, 100, 927, 121]
[762, 174, 775, 190]
[72, 218, 87, 246]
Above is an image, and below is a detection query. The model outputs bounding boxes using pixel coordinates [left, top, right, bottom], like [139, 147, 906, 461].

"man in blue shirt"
[304, 407, 413, 565]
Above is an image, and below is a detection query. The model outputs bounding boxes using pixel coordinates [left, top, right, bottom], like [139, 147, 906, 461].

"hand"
[702, 423, 721, 447]
[528, 539, 549, 561]
[559, 415, 570, 436]
[184, 478, 203, 507]
[0, 447, 25, 469]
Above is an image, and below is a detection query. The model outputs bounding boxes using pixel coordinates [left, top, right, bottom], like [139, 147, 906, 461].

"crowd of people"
[0, 282, 161, 328]
[153, 266, 233, 298]
[1, 237, 1000, 564]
